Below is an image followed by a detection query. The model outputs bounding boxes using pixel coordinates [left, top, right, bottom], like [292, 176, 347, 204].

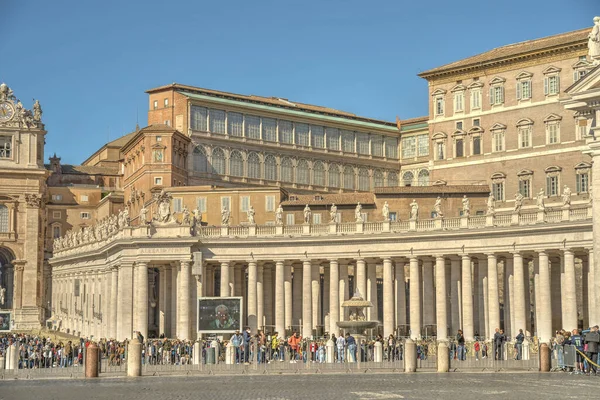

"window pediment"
[450, 84, 466, 92]
[517, 169, 533, 177]
[432, 180, 447, 186]
[452, 129, 466, 137]
[431, 88, 447, 96]
[467, 81, 484, 89]
[490, 123, 507, 131]
[468, 126, 484, 134]
[431, 132, 447, 140]
[489, 76, 506, 85]
[575, 161, 592, 170]
[543, 113, 562, 123]
[544, 165, 562, 173]
[572, 59, 592, 69]
[491, 172, 506, 182]
[542, 66, 562, 75]
[515, 71, 533, 80]
[516, 118, 534, 127]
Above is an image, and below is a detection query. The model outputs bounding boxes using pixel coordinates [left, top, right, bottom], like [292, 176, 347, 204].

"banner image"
[0, 312, 11, 332]
[197, 297, 243, 333]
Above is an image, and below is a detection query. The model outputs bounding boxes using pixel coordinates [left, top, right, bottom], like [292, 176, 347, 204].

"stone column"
[435, 255, 448, 340]
[264, 265, 273, 328]
[461, 255, 474, 341]
[367, 262, 378, 322]
[247, 261, 257, 332]
[513, 253, 527, 335]
[589, 142, 600, 328]
[284, 262, 293, 332]
[409, 256, 421, 340]
[533, 258, 541, 337]
[339, 262, 349, 321]
[177, 260, 191, 340]
[133, 262, 149, 339]
[116, 264, 133, 341]
[504, 258, 514, 338]
[234, 266, 242, 297]
[562, 250, 577, 332]
[311, 263, 320, 330]
[275, 261, 285, 335]
[302, 260, 313, 338]
[478, 257, 488, 339]
[524, 259, 532, 334]
[171, 265, 178, 338]
[588, 250, 597, 327]
[292, 264, 302, 328]
[395, 261, 406, 330]
[220, 262, 230, 297]
[329, 260, 340, 336]
[356, 259, 366, 298]
[382, 258, 393, 337]
[487, 254, 500, 339]
[450, 258, 461, 334]
[551, 257, 563, 332]
[257, 265, 264, 331]
[159, 266, 169, 337]
[422, 259, 434, 328]
[538, 251, 552, 342]
[109, 267, 118, 339]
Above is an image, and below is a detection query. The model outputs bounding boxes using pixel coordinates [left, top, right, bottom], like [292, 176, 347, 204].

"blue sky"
[1, 0, 594, 164]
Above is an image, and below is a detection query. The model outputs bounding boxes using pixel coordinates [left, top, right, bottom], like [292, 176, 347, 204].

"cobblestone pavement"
[1, 373, 597, 400]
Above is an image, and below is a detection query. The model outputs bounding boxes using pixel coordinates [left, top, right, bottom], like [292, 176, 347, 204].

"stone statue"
[462, 195, 470, 216]
[514, 192, 524, 213]
[153, 190, 175, 224]
[275, 204, 283, 225]
[487, 192, 495, 215]
[33, 99, 42, 122]
[181, 205, 191, 225]
[434, 196, 444, 218]
[221, 207, 230, 226]
[0, 285, 5, 306]
[193, 208, 202, 225]
[303, 204, 312, 224]
[117, 210, 124, 228]
[562, 185, 572, 206]
[382, 201, 390, 221]
[537, 188, 546, 211]
[139, 206, 148, 225]
[247, 205, 256, 225]
[409, 199, 418, 220]
[589, 16, 600, 60]
[329, 203, 338, 223]
[355, 202, 363, 223]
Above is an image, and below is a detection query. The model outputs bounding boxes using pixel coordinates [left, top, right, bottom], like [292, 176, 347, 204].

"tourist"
[230, 330, 243, 364]
[287, 331, 301, 363]
[386, 334, 395, 362]
[569, 329, 584, 374]
[584, 325, 599, 375]
[346, 333, 357, 363]
[336, 334, 345, 363]
[243, 327, 251, 363]
[456, 330, 465, 361]
[515, 329, 524, 360]
[474, 340, 480, 361]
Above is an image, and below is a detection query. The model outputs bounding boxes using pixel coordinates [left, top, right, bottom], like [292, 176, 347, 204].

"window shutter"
[500, 87, 505, 103]
[516, 82, 521, 100]
[529, 80, 532, 98]
[544, 77, 548, 95]
[489, 87, 494, 105]
[573, 70, 578, 83]
[556, 75, 560, 93]
[470, 91, 474, 108]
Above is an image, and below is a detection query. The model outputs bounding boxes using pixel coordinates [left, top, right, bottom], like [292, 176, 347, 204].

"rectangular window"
[52, 225, 61, 239]
[221, 196, 231, 211]
[80, 212, 90, 220]
[265, 195, 275, 212]
[209, 109, 226, 134]
[547, 124, 559, 144]
[517, 80, 531, 99]
[545, 76, 560, 95]
[154, 177, 163, 186]
[455, 139, 464, 157]
[156, 136, 162, 142]
[262, 118, 277, 142]
[577, 120, 588, 139]
[546, 176, 559, 196]
[491, 86, 504, 105]
[279, 120, 293, 144]
[313, 213, 321, 225]
[454, 93, 464, 112]
[493, 132, 504, 152]
[385, 137, 398, 159]
[240, 196, 250, 212]
[456, 121, 463, 130]
[435, 97, 444, 115]
[577, 173, 589, 193]
[361, 212, 368, 223]
[492, 182, 504, 201]
[153, 100, 158, 110]
[401, 136, 416, 159]
[371, 135, 383, 157]
[473, 118, 480, 127]
[0, 136, 12, 158]
[473, 136, 481, 155]
[172, 198, 183, 213]
[52, 194, 62, 201]
[164, 120, 171, 126]
[437, 142, 445, 160]
[416, 135, 429, 156]
[286, 213, 295, 225]
[471, 90, 481, 109]
[227, 112, 243, 137]
[245, 115, 261, 139]
[356, 133, 369, 155]
[519, 179, 531, 198]
[164, 98, 169, 107]
[326, 128, 340, 151]
[80, 194, 89, 202]
[295, 123, 310, 146]
[519, 127, 531, 148]
[389, 212, 397, 222]
[190, 106, 208, 131]
[342, 131, 355, 153]
[52, 211, 61, 219]
[311, 126, 325, 148]
[196, 197, 207, 213]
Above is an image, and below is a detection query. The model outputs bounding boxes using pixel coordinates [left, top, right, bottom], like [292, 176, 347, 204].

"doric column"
[302, 260, 313, 338]
[234, 266, 243, 297]
[170, 266, 178, 337]
[133, 262, 149, 339]
[367, 262, 378, 322]
[562, 249, 577, 332]
[450, 257, 461, 334]
[311, 263, 320, 329]
[512, 252, 527, 336]
[422, 259, 434, 327]
[589, 142, 600, 327]
[356, 259, 366, 298]
[537, 251, 552, 342]
[339, 262, 349, 321]
[292, 264, 302, 327]
[109, 266, 118, 339]
[177, 260, 191, 340]
[247, 261, 258, 332]
[504, 258, 514, 338]
[588, 250, 597, 327]
[395, 261, 406, 329]
[435, 255, 448, 340]
[478, 257, 488, 339]
[551, 257, 563, 331]
[275, 261, 285, 335]
[264, 265, 273, 327]
[409, 256, 421, 339]
[257, 265, 264, 331]
[382, 258, 394, 337]
[159, 266, 170, 337]
[329, 260, 340, 336]
[461, 254, 474, 341]
[220, 262, 230, 297]
[116, 264, 133, 340]
[487, 254, 500, 339]
[284, 262, 293, 331]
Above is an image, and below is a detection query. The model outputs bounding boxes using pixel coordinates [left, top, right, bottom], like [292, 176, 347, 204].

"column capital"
[328, 259, 340, 265]
[535, 250, 548, 256]
[274, 260, 285, 266]
[433, 254, 446, 261]
[563, 249, 575, 255]
[460, 254, 471, 260]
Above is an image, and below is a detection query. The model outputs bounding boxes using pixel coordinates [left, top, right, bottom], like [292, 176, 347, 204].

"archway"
[0, 247, 15, 309]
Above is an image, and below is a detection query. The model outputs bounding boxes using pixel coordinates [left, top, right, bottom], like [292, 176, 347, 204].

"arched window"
[418, 170, 430, 186]
[387, 171, 399, 187]
[264, 155, 278, 181]
[193, 145, 208, 173]
[343, 166, 355, 190]
[328, 163, 340, 188]
[313, 161, 325, 187]
[373, 170, 384, 188]
[297, 159, 309, 185]
[358, 168, 370, 191]
[247, 152, 261, 179]
[229, 150, 244, 177]
[0, 205, 8, 233]
[402, 171, 414, 186]
[211, 148, 226, 175]
[281, 157, 293, 182]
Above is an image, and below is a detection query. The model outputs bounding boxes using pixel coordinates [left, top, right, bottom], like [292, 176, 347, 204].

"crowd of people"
[552, 325, 600, 376]
[0, 334, 86, 369]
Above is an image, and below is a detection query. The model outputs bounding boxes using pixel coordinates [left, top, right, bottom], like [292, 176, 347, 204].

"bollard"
[225, 342, 234, 365]
[326, 339, 334, 363]
[6, 344, 17, 370]
[374, 341, 383, 362]
[211, 340, 219, 364]
[404, 339, 417, 372]
[193, 342, 201, 365]
[540, 343, 551, 372]
[127, 338, 142, 377]
[523, 340, 530, 361]
[437, 342, 449, 373]
[85, 343, 99, 378]
[0, 355, 4, 370]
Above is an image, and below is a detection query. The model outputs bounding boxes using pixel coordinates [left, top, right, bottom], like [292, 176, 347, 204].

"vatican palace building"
[1, 19, 600, 346]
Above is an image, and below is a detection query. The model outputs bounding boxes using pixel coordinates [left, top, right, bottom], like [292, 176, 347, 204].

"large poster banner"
[197, 297, 243, 333]
[0, 312, 11, 332]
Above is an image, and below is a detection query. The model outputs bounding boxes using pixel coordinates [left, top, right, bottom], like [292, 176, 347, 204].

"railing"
[229, 226, 249, 237]
[519, 212, 537, 225]
[338, 223, 357, 233]
[391, 221, 409, 232]
[311, 224, 329, 234]
[201, 227, 221, 237]
[256, 225, 276, 236]
[284, 225, 303, 235]
[468, 216, 486, 228]
[570, 207, 588, 220]
[416, 220, 435, 231]
[546, 210, 562, 223]
[495, 214, 512, 226]
[443, 218, 460, 230]
[364, 222, 382, 233]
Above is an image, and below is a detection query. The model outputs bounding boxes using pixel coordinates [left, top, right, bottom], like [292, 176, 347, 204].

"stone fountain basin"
[337, 321, 378, 330]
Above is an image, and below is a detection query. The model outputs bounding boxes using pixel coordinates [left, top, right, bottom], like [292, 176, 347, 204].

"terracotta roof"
[45, 164, 120, 175]
[419, 27, 589, 78]
[107, 131, 137, 147]
[138, 124, 178, 133]
[374, 185, 489, 195]
[147, 83, 397, 127]
[281, 193, 375, 206]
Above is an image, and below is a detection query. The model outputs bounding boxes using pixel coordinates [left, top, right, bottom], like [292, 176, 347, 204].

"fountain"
[337, 291, 378, 336]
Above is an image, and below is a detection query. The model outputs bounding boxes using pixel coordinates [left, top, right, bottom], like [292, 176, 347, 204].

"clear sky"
[1, 0, 595, 165]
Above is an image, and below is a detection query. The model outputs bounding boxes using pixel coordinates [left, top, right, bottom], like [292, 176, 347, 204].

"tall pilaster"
[292, 264, 302, 327]
[562, 250, 577, 332]
[339, 262, 349, 322]
[382, 258, 393, 337]
[275, 261, 285, 335]
[264, 265, 273, 327]
[329, 260, 340, 336]
[302, 260, 313, 338]
[538, 251, 552, 342]
[159, 266, 170, 337]
[409, 256, 421, 339]
[435, 255, 448, 340]
[247, 261, 257, 332]
[486, 254, 500, 339]
[588, 250, 597, 326]
[116, 264, 133, 341]
[504, 258, 514, 338]
[311, 263, 320, 329]
[461, 255, 474, 341]
[588, 142, 600, 327]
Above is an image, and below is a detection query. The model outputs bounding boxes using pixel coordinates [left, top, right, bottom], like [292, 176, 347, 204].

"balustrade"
[443, 218, 461, 230]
